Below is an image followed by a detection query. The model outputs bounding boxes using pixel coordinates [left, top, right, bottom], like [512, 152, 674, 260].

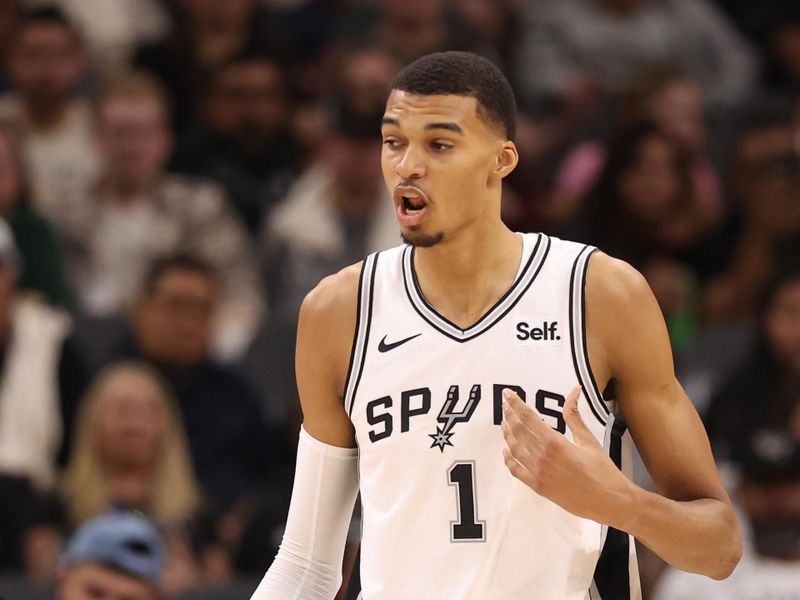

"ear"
[493, 142, 519, 180]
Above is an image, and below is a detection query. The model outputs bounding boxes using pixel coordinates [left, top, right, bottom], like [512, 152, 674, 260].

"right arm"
[250, 266, 362, 600]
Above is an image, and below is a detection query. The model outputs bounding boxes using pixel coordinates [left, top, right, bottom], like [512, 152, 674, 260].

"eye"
[383, 138, 403, 150]
[431, 141, 453, 152]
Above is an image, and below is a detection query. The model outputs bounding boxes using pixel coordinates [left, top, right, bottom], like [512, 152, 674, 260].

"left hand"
[501, 387, 637, 530]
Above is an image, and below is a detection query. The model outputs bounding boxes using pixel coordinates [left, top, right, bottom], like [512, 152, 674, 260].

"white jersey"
[346, 233, 642, 600]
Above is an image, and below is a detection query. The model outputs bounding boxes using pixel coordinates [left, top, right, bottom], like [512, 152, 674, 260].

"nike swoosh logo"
[378, 333, 421, 353]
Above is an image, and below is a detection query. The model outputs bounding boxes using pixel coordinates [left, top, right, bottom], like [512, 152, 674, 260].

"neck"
[99, 175, 157, 204]
[24, 100, 70, 131]
[106, 468, 154, 508]
[413, 219, 521, 329]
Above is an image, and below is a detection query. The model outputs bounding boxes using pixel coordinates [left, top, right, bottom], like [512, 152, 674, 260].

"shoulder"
[584, 252, 671, 375]
[585, 251, 653, 313]
[299, 261, 363, 334]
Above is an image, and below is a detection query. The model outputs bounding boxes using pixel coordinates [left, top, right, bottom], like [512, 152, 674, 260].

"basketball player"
[251, 52, 741, 600]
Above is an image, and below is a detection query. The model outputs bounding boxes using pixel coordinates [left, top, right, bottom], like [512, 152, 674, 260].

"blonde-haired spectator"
[62, 360, 201, 526]
[26, 361, 223, 595]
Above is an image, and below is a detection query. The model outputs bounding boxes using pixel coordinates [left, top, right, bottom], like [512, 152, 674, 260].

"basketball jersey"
[345, 233, 642, 600]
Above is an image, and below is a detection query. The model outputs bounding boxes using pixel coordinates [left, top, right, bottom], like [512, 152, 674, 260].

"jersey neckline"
[402, 233, 551, 343]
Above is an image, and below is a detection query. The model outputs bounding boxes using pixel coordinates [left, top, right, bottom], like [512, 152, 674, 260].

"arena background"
[0, 0, 797, 598]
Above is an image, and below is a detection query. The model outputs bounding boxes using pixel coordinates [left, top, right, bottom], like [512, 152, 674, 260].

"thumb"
[563, 386, 594, 446]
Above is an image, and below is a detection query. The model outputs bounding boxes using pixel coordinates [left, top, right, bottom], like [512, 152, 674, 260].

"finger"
[503, 447, 536, 489]
[562, 386, 595, 446]
[502, 394, 546, 449]
[503, 388, 550, 435]
[502, 416, 539, 460]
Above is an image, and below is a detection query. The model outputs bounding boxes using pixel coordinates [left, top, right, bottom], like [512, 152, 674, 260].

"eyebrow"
[381, 117, 464, 135]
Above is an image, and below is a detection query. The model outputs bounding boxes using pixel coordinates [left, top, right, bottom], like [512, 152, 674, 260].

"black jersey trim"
[569, 246, 609, 426]
[579, 248, 608, 415]
[346, 253, 380, 417]
[593, 419, 632, 599]
[342, 259, 368, 413]
[401, 234, 550, 343]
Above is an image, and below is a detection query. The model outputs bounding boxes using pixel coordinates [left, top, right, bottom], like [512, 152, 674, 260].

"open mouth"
[395, 185, 430, 226]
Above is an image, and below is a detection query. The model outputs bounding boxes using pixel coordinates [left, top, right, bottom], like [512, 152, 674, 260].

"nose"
[395, 146, 426, 180]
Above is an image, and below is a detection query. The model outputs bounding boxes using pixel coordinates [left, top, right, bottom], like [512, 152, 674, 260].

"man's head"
[6, 6, 85, 112]
[132, 255, 217, 368]
[203, 54, 288, 153]
[733, 116, 800, 239]
[94, 72, 173, 191]
[735, 429, 800, 560]
[381, 51, 518, 247]
[58, 512, 165, 600]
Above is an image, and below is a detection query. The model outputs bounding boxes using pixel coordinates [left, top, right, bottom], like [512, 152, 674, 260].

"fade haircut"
[390, 51, 516, 141]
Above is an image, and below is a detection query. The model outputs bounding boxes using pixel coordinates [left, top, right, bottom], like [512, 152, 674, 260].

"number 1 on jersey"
[448, 461, 486, 542]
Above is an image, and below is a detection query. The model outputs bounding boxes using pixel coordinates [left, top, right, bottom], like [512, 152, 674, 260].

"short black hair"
[142, 254, 216, 295]
[390, 51, 516, 141]
[16, 5, 78, 37]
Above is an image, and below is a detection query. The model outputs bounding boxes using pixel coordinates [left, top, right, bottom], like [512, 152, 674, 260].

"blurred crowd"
[0, 0, 796, 598]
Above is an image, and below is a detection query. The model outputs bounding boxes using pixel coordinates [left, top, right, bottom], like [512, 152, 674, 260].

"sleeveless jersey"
[346, 233, 642, 600]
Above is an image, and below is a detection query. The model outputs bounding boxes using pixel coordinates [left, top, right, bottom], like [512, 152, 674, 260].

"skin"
[296, 90, 742, 578]
[133, 268, 217, 368]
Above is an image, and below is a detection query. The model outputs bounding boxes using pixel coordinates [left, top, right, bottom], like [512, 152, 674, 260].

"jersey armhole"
[568, 246, 611, 426]
[344, 252, 379, 417]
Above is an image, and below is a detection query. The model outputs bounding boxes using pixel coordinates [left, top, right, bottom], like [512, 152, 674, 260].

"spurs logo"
[429, 384, 481, 452]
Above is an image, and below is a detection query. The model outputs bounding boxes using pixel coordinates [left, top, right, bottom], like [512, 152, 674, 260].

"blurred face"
[739, 127, 800, 236]
[95, 370, 168, 470]
[97, 97, 172, 187]
[617, 134, 681, 224]
[381, 91, 515, 247]
[134, 269, 216, 367]
[340, 51, 400, 115]
[649, 80, 706, 152]
[382, 0, 446, 25]
[59, 563, 157, 600]
[764, 279, 800, 371]
[206, 60, 286, 150]
[0, 134, 21, 212]
[7, 22, 84, 108]
[328, 136, 383, 196]
[182, 0, 255, 28]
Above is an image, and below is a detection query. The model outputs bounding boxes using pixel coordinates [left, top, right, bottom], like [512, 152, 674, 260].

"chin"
[401, 230, 444, 248]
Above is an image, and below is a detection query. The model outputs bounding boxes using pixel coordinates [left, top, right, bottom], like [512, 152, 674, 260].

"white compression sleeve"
[250, 426, 359, 600]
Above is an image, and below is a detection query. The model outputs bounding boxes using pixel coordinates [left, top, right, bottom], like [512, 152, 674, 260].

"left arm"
[502, 253, 742, 579]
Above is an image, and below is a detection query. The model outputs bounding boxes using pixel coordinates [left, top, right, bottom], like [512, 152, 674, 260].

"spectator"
[171, 53, 301, 234]
[334, 0, 496, 67]
[548, 66, 722, 230]
[653, 431, 800, 599]
[0, 126, 73, 307]
[702, 116, 800, 323]
[263, 93, 397, 321]
[62, 362, 201, 526]
[705, 267, 800, 461]
[96, 254, 289, 523]
[25, 361, 220, 596]
[57, 512, 165, 600]
[0, 6, 100, 213]
[0, 218, 86, 571]
[133, 0, 278, 133]
[514, 0, 758, 116]
[46, 71, 264, 360]
[29, 0, 170, 74]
